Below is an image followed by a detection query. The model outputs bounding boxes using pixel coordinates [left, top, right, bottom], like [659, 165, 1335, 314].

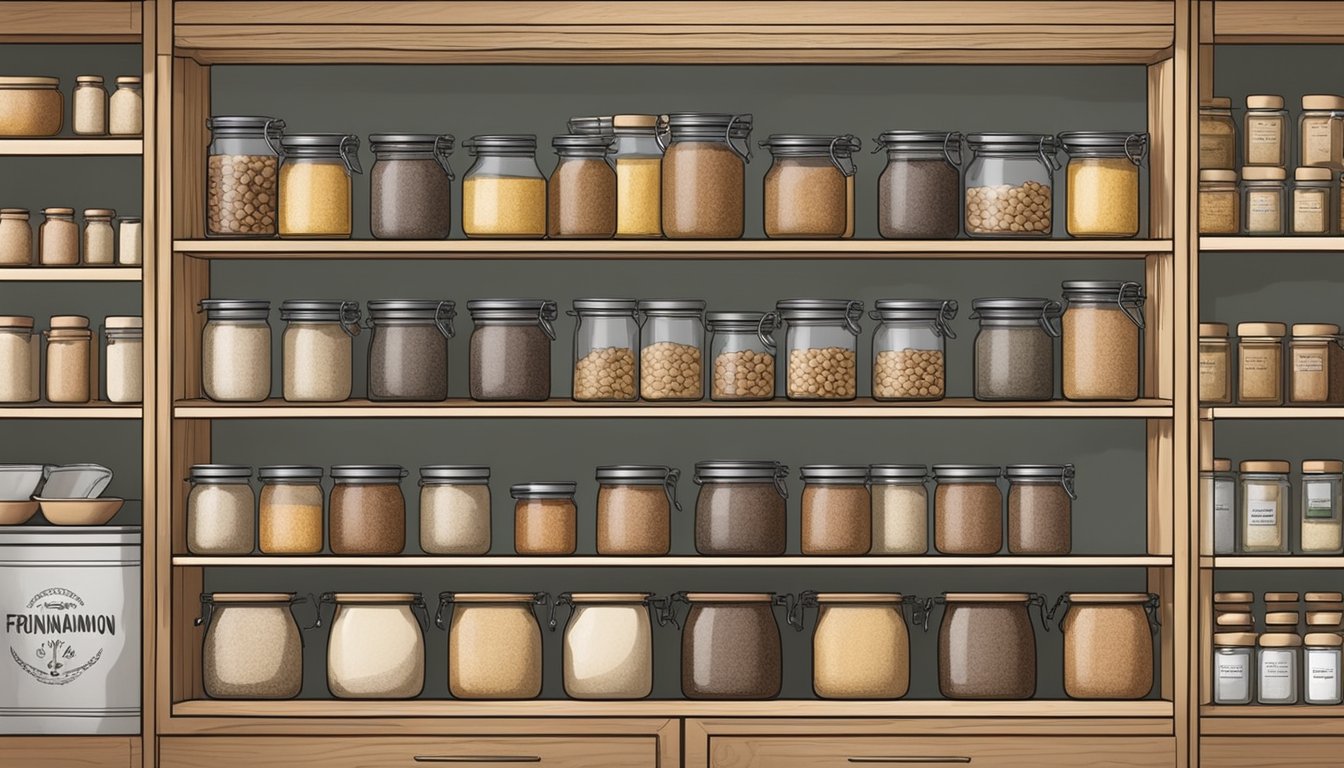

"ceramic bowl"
[0, 500, 40, 525]
[35, 497, 124, 526]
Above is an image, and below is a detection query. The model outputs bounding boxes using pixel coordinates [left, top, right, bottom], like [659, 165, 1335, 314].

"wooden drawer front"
[1202, 737, 1344, 767]
[161, 736, 657, 768]
[0, 736, 138, 768]
[709, 736, 1176, 768]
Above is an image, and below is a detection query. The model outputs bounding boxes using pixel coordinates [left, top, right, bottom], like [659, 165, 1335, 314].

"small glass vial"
[0, 208, 32, 265]
[82, 208, 116, 265]
[103, 316, 143, 404]
[44, 316, 92, 403]
[1199, 98, 1237, 170]
[1301, 460, 1344, 555]
[776, 298, 864, 401]
[257, 465, 325, 555]
[1213, 632, 1256, 705]
[116, 216, 142, 265]
[612, 115, 663, 238]
[869, 464, 929, 555]
[419, 465, 491, 556]
[1306, 633, 1344, 705]
[1199, 322, 1233, 404]
[1237, 322, 1286, 405]
[1258, 633, 1301, 705]
[1198, 170, 1240, 233]
[1300, 95, 1344, 170]
[1290, 323, 1344, 404]
[72, 75, 107, 135]
[1243, 167, 1286, 235]
[511, 482, 578, 555]
[1240, 460, 1290, 554]
[638, 299, 706, 401]
[1200, 458, 1237, 556]
[869, 299, 957, 401]
[548, 134, 616, 238]
[707, 311, 777, 401]
[109, 76, 142, 136]
[569, 298, 638, 402]
[1293, 168, 1335, 235]
[39, 207, 79, 265]
[1244, 95, 1288, 167]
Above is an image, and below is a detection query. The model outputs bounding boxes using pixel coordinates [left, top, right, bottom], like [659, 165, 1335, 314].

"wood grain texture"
[705, 735, 1176, 768]
[0, 1, 140, 40]
[1201, 736, 1344, 766]
[171, 59, 209, 240]
[160, 717, 675, 737]
[0, 737, 137, 768]
[1214, 1, 1344, 41]
[159, 736, 657, 768]
[1146, 253, 1176, 400]
[1149, 418, 1175, 556]
[688, 716, 1176, 738]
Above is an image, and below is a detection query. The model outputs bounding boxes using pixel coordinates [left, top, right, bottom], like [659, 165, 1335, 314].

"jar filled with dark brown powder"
[596, 465, 681, 555]
[693, 460, 788, 555]
[799, 464, 871, 555]
[548, 134, 616, 238]
[1005, 464, 1075, 555]
[512, 481, 578, 555]
[660, 113, 752, 239]
[933, 464, 1004, 554]
[329, 464, 408, 555]
[876, 131, 962, 239]
[970, 298, 1062, 401]
[674, 592, 783, 699]
[468, 299, 557, 401]
[366, 300, 455, 401]
[369, 133, 454, 240]
[759, 134, 859, 239]
[937, 593, 1041, 699]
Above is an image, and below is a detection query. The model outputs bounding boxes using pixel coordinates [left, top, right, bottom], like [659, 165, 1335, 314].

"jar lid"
[1303, 460, 1344, 474]
[329, 592, 419, 604]
[759, 134, 861, 156]
[775, 298, 864, 323]
[104, 316, 143, 335]
[199, 299, 271, 321]
[189, 464, 253, 480]
[1199, 170, 1238, 183]
[205, 592, 295, 604]
[83, 208, 116, 218]
[1260, 634, 1303, 647]
[1306, 633, 1344, 647]
[1243, 166, 1287, 181]
[1214, 591, 1254, 603]
[510, 481, 577, 499]
[1307, 612, 1343, 626]
[1246, 95, 1285, 110]
[1199, 322, 1229, 337]
[1212, 458, 1233, 472]
[683, 592, 774, 603]
[1265, 592, 1301, 602]
[943, 592, 1030, 603]
[1004, 464, 1075, 480]
[0, 76, 59, 88]
[572, 298, 639, 315]
[1217, 613, 1254, 627]
[75, 75, 104, 84]
[868, 464, 928, 481]
[1296, 167, 1333, 182]
[552, 133, 615, 152]
[1201, 97, 1232, 109]
[706, 310, 773, 330]
[115, 76, 142, 86]
[258, 465, 324, 480]
[1265, 612, 1300, 625]
[1056, 131, 1148, 156]
[207, 115, 285, 133]
[420, 465, 490, 482]
[970, 297, 1061, 318]
[280, 299, 361, 325]
[450, 593, 541, 604]
[814, 593, 904, 604]
[565, 592, 652, 603]
[870, 299, 959, 323]
[566, 116, 613, 136]
[965, 133, 1059, 152]
[0, 316, 34, 329]
[43, 207, 75, 216]
[694, 460, 787, 481]
[1061, 280, 1146, 303]
[366, 299, 455, 321]
[638, 298, 707, 316]
[595, 465, 677, 484]
[1213, 632, 1257, 647]
[467, 298, 558, 319]
[118, 216, 141, 223]
[874, 130, 959, 149]
[799, 464, 869, 483]
[50, 315, 90, 329]
[46, 328, 92, 339]
[1240, 460, 1290, 473]
[1236, 321, 1286, 337]
[1292, 323, 1340, 337]
[1302, 94, 1344, 111]
[666, 113, 753, 133]
[933, 464, 1002, 479]
[1064, 593, 1152, 604]
[0, 208, 29, 219]
[368, 133, 454, 152]
[612, 114, 658, 130]
[280, 132, 359, 151]
[330, 464, 407, 480]
[1307, 592, 1344, 603]
[464, 134, 537, 154]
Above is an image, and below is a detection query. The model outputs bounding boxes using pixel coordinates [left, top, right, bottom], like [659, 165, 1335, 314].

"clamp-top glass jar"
[512, 481, 578, 555]
[462, 135, 546, 238]
[870, 465, 930, 554]
[707, 311, 777, 401]
[206, 116, 284, 238]
[799, 465, 871, 555]
[329, 464, 408, 555]
[549, 134, 616, 238]
[200, 299, 272, 402]
[933, 464, 1004, 555]
[365, 300, 455, 402]
[278, 133, 361, 238]
[257, 465, 324, 555]
[659, 113, 753, 239]
[759, 134, 859, 239]
[279, 300, 361, 402]
[775, 299, 863, 401]
[1061, 280, 1146, 401]
[870, 299, 957, 401]
[467, 299, 558, 401]
[638, 299, 706, 401]
[1005, 464, 1076, 555]
[419, 465, 491, 555]
[187, 464, 256, 555]
[963, 133, 1059, 237]
[1057, 131, 1147, 238]
[570, 298, 639, 402]
[875, 131, 962, 239]
[369, 133, 454, 240]
[611, 114, 663, 238]
[970, 298, 1063, 401]
[693, 460, 789, 555]
[595, 465, 681, 555]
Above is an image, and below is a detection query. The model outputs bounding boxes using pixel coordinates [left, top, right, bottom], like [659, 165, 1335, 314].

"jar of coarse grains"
[1237, 322, 1286, 405]
[200, 299, 272, 402]
[874, 131, 962, 239]
[419, 465, 491, 555]
[933, 465, 1004, 555]
[596, 465, 681, 556]
[258, 465, 324, 555]
[1199, 322, 1233, 404]
[793, 591, 915, 700]
[0, 208, 31, 265]
[1050, 592, 1159, 699]
[0, 315, 39, 403]
[775, 298, 863, 401]
[279, 133, 362, 238]
[187, 464, 256, 555]
[638, 299, 705, 401]
[81, 208, 115, 265]
[44, 316, 91, 403]
[279, 300, 361, 403]
[707, 310, 777, 401]
[1061, 280, 1145, 401]
[1198, 170, 1240, 234]
[1005, 464, 1076, 555]
[369, 133, 454, 240]
[759, 134, 859, 239]
[658, 113, 753, 239]
[329, 465, 408, 555]
[569, 298, 638, 402]
[1293, 167, 1335, 235]
[869, 464, 929, 555]
[103, 315, 143, 404]
[693, 460, 789, 556]
[799, 465, 871, 555]
[1301, 460, 1343, 555]
[206, 116, 284, 238]
[970, 298, 1062, 401]
[870, 299, 957, 401]
[468, 299, 557, 401]
[199, 593, 306, 699]
[548, 134, 617, 239]
[39, 207, 78, 265]
[1289, 323, 1344, 404]
[366, 299, 454, 402]
[1240, 460, 1290, 554]
[461, 134, 547, 238]
[1199, 98, 1236, 170]
[1058, 131, 1147, 238]
[1243, 166, 1287, 235]
[963, 133, 1059, 237]
[512, 481, 578, 556]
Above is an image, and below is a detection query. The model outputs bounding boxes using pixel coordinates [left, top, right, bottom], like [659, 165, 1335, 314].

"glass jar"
[117, 216, 142, 265]
[1058, 131, 1147, 238]
[38, 207, 78, 265]
[638, 299, 706, 401]
[1290, 323, 1344, 404]
[875, 130, 962, 239]
[1244, 95, 1288, 167]
[693, 460, 789, 555]
[200, 299, 272, 402]
[318, 592, 427, 699]
[553, 592, 654, 700]
[611, 114, 663, 238]
[549, 134, 616, 238]
[72, 75, 106, 135]
[595, 465, 680, 556]
[570, 298, 638, 402]
[796, 592, 912, 699]
[659, 112, 753, 239]
[0, 316, 38, 403]
[366, 299, 455, 402]
[1201, 458, 1237, 556]
[109, 76, 142, 136]
[870, 299, 957, 401]
[1213, 632, 1256, 704]
[187, 465, 255, 555]
[963, 133, 1058, 237]
[1200, 98, 1237, 170]
[1061, 280, 1145, 401]
[206, 116, 284, 238]
[512, 481, 577, 555]
[257, 465, 324, 555]
[938, 593, 1042, 699]
[799, 465, 871, 555]
[707, 310, 777, 401]
[279, 133, 361, 238]
[1005, 464, 1076, 555]
[1053, 593, 1158, 699]
[933, 465, 1004, 554]
[1306, 633, 1344, 705]
[44, 316, 91, 403]
[437, 592, 547, 699]
[279, 300, 361, 402]
[420, 465, 492, 555]
[369, 133, 454, 240]
[1243, 166, 1287, 235]
[1237, 322, 1286, 405]
[199, 593, 305, 699]
[1198, 170, 1241, 233]
[81, 208, 115, 265]
[0, 208, 31, 265]
[467, 299, 557, 401]
[1199, 322, 1233, 404]
[1240, 460, 1290, 554]
[0, 76, 61, 136]
[775, 298, 862, 400]
[329, 465, 407, 555]
[869, 464, 929, 555]
[1259, 633, 1301, 704]
[675, 592, 783, 699]
[1293, 167, 1335, 235]
[103, 316, 143, 404]
[759, 134, 859, 239]
[1302, 460, 1344, 555]
[461, 135, 546, 238]
[1300, 95, 1344, 170]
[970, 298, 1062, 401]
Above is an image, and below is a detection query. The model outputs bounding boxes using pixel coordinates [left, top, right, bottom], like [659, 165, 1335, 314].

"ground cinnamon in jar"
[661, 113, 752, 239]
[800, 465, 871, 555]
[548, 135, 616, 238]
[595, 466, 679, 556]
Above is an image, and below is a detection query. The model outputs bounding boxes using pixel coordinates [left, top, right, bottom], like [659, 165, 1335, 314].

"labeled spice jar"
[1198, 170, 1240, 233]
[206, 116, 284, 238]
[0, 77, 62, 136]
[1061, 280, 1145, 401]
[933, 465, 1003, 554]
[108, 76, 142, 136]
[1244, 95, 1288, 167]
[81, 209, 115, 265]
[553, 592, 654, 699]
[369, 133, 454, 240]
[1201, 458, 1237, 555]
[1300, 95, 1344, 170]
[512, 481, 577, 555]
[103, 316, 143, 404]
[39, 207, 78, 265]
[870, 299, 956, 401]
[329, 465, 407, 555]
[1289, 323, 1344, 404]
[72, 75, 106, 135]
[461, 135, 546, 238]
[659, 113, 753, 239]
[674, 592, 783, 699]
[776, 299, 862, 400]
[1293, 167, 1335, 235]
[800, 465, 871, 555]
[1052, 593, 1158, 699]
[596, 465, 680, 556]
[693, 460, 789, 555]
[1259, 633, 1301, 704]
[1199, 322, 1233, 403]
[1005, 464, 1076, 555]
[1213, 632, 1256, 704]
[970, 298, 1062, 401]
[44, 316, 91, 403]
[319, 593, 427, 699]
[937, 593, 1042, 699]
[1243, 166, 1287, 235]
[257, 465, 324, 555]
[964, 133, 1058, 237]
[366, 299, 455, 402]
[639, 299, 705, 401]
[279, 133, 361, 238]
[1301, 460, 1343, 555]
[468, 299, 557, 401]
[875, 130, 962, 239]
[0, 316, 38, 403]
[437, 592, 546, 699]
[796, 592, 912, 699]
[612, 115, 663, 238]
[1240, 460, 1290, 554]
[199, 593, 305, 699]
[117, 216, 142, 265]
[869, 464, 929, 555]
[707, 310, 777, 401]
[187, 465, 256, 555]
[0, 209, 31, 265]
[1306, 633, 1344, 705]
[570, 298, 638, 402]
[1237, 322, 1286, 405]
[549, 134, 616, 238]
[419, 465, 491, 555]
[1200, 98, 1237, 170]
[280, 300, 361, 402]
[1058, 131, 1147, 238]
[760, 134, 859, 239]
[200, 299, 272, 402]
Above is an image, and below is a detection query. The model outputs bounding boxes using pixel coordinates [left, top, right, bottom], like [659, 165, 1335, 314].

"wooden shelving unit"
[0, 267, 142, 282]
[0, 138, 144, 156]
[172, 554, 1174, 568]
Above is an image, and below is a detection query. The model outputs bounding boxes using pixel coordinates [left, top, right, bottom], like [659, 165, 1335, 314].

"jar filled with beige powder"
[419, 465, 491, 555]
[71, 75, 106, 135]
[1199, 322, 1233, 404]
[1237, 322, 1286, 405]
[200, 592, 305, 699]
[797, 591, 912, 699]
[1240, 460, 1290, 553]
[82, 208, 116, 265]
[0, 316, 39, 403]
[319, 592, 427, 699]
[869, 464, 929, 554]
[39, 207, 78, 265]
[1289, 323, 1344, 404]
[1198, 170, 1240, 234]
[1244, 95, 1288, 167]
[1243, 167, 1286, 235]
[44, 315, 91, 403]
[437, 592, 547, 699]
[0, 208, 31, 265]
[103, 315, 142, 403]
[1300, 95, 1344, 170]
[553, 592, 654, 700]
[187, 464, 256, 555]
[1293, 168, 1335, 235]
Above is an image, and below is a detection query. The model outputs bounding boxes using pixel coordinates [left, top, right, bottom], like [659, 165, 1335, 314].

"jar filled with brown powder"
[693, 460, 788, 555]
[1061, 280, 1145, 401]
[1199, 322, 1233, 404]
[1237, 322, 1286, 405]
[933, 464, 1003, 554]
[1005, 464, 1076, 555]
[1052, 592, 1158, 699]
[1289, 323, 1344, 404]
[759, 134, 859, 239]
[468, 299, 557, 401]
[672, 592, 784, 699]
[875, 130, 962, 239]
[512, 481, 577, 555]
[328, 465, 407, 555]
[937, 592, 1042, 699]
[596, 465, 680, 556]
[1199, 98, 1236, 170]
[548, 134, 616, 238]
[369, 133, 454, 240]
[366, 299, 455, 402]
[799, 464, 871, 555]
[0, 208, 31, 265]
[39, 207, 78, 265]
[660, 113, 752, 239]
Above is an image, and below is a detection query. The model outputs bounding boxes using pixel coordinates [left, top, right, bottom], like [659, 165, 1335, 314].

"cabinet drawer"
[160, 736, 657, 768]
[709, 736, 1175, 768]
[1202, 737, 1344, 767]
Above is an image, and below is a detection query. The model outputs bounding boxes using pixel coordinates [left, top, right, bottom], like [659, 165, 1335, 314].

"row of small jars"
[1201, 459, 1344, 556]
[1200, 94, 1344, 171]
[0, 75, 142, 137]
[0, 207, 142, 266]
[198, 589, 1159, 702]
[1196, 167, 1344, 235]
[0, 314, 142, 404]
[1214, 630, 1343, 706]
[1198, 321, 1344, 405]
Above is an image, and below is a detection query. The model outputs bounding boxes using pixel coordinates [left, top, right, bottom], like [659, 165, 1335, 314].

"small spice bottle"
[82, 209, 116, 265]
[0, 316, 39, 403]
[108, 76, 142, 136]
[1240, 460, 1290, 554]
[1198, 170, 1240, 233]
[257, 465, 325, 555]
[0, 209, 31, 265]
[1258, 632, 1302, 704]
[1237, 322, 1286, 405]
[1293, 168, 1335, 235]
[39, 207, 79, 265]
[1200, 458, 1237, 555]
[595, 465, 680, 556]
[43, 315, 92, 403]
[1213, 632, 1256, 704]
[186, 465, 256, 555]
[799, 465, 871, 556]
[869, 464, 929, 555]
[638, 299, 706, 401]
[1305, 633, 1343, 705]
[1300, 95, 1344, 170]
[1289, 323, 1344, 404]
[1004, 464, 1075, 555]
[548, 134, 616, 239]
[1199, 322, 1233, 404]
[1199, 98, 1237, 170]
[512, 481, 578, 555]
[1244, 95, 1288, 167]
[116, 216, 142, 265]
[1301, 460, 1344, 555]
[328, 465, 408, 555]
[419, 465, 492, 555]
[932, 464, 1003, 555]
[103, 315, 142, 403]
[1243, 167, 1287, 235]
[72, 75, 107, 135]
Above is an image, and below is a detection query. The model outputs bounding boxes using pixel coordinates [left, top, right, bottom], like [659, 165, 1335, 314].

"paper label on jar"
[1249, 118, 1281, 143]
[1305, 119, 1337, 165]
[1248, 499, 1279, 526]
[1216, 653, 1250, 702]
[1307, 649, 1341, 702]
[1248, 191, 1281, 215]
[1306, 480, 1336, 519]
[1259, 651, 1295, 700]
[1295, 350, 1326, 373]
[1213, 480, 1236, 554]
[1242, 350, 1276, 372]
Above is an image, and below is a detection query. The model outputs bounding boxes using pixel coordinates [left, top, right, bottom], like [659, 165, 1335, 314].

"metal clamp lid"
[280, 133, 362, 174]
[197, 592, 311, 635]
[435, 591, 548, 631]
[547, 591, 656, 632]
[1004, 463, 1077, 499]
[187, 464, 253, 482]
[868, 464, 930, 484]
[595, 465, 682, 511]
[775, 299, 864, 336]
[693, 460, 789, 498]
[329, 464, 408, 481]
[257, 464, 324, 481]
[789, 591, 929, 632]
[1048, 592, 1161, 635]
[870, 299, 958, 339]
[280, 299, 362, 337]
[208, 116, 286, 157]
[799, 464, 869, 484]
[199, 299, 271, 321]
[462, 134, 538, 156]
[368, 133, 456, 180]
[312, 592, 429, 634]
[656, 113, 753, 161]
[759, 134, 860, 176]
[510, 481, 577, 499]
[419, 465, 491, 484]
[637, 298, 707, 318]
[467, 299, 558, 339]
[365, 299, 456, 339]
[1057, 131, 1149, 166]
[1061, 280, 1146, 328]
[873, 131, 964, 168]
[932, 464, 1002, 480]
[970, 298, 1063, 337]
[569, 298, 639, 317]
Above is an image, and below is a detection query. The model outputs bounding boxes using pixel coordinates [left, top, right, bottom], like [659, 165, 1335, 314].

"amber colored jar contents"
[513, 482, 577, 555]
[799, 465, 871, 555]
[663, 135, 747, 239]
[258, 466, 324, 555]
[1198, 170, 1239, 234]
[1059, 593, 1156, 700]
[328, 466, 406, 555]
[933, 466, 1003, 555]
[1199, 98, 1236, 170]
[596, 466, 678, 556]
[681, 594, 782, 699]
[548, 136, 616, 238]
[938, 593, 1037, 700]
[810, 593, 910, 699]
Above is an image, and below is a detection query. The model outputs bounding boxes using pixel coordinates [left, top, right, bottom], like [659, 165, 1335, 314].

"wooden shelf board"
[0, 405, 141, 419]
[1206, 407, 1344, 420]
[173, 555, 1173, 568]
[1199, 236, 1344, 252]
[1202, 704, 1344, 719]
[0, 267, 141, 282]
[1211, 557, 1344, 569]
[0, 139, 143, 156]
[1213, 1, 1344, 44]
[1, 1, 142, 42]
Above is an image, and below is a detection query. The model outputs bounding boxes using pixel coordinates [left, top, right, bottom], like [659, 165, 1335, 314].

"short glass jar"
[1305, 633, 1344, 705]
[512, 481, 577, 555]
[1058, 131, 1147, 238]
[0, 76, 62, 136]
[109, 76, 142, 136]
[933, 465, 1004, 554]
[329, 465, 407, 555]
[759, 134, 859, 239]
[1243, 166, 1287, 235]
[1244, 95, 1288, 167]
[257, 465, 324, 555]
[1259, 633, 1302, 704]
[1061, 280, 1146, 401]
[187, 464, 256, 555]
[1237, 322, 1286, 405]
[103, 316, 143, 404]
[869, 464, 929, 555]
[595, 465, 680, 556]
[1300, 95, 1344, 170]
[1293, 167, 1335, 235]
[1199, 322, 1233, 404]
[658, 113, 753, 239]
[1198, 170, 1240, 234]
[81, 208, 116, 265]
[638, 299, 706, 401]
[570, 298, 638, 402]
[419, 465, 491, 555]
[279, 299, 361, 402]
[963, 133, 1058, 237]
[0, 316, 39, 403]
[775, 298, 863, 401]
[366, 299, 455, 402]
[1005, 464, 1076, 555]
[1212, 632, 1256, 704]
[548, 134, 616, 238]
[0, 208, 31, 265]
[461, 134, 547, 238]
[278, 133, 361, 238]
[874, 130, 962, 239]
[72, 75, 107, 135]
[937, 593, 1042, 699]
[437, 592, 546, 700]
[1301, 460, 1344, 555]
[1199, 98, 1237, 170]
[1289, 323, 1344, 404]
[1053, 592, 1158, 699]
[44, 316, 92, 403]
[799, 465, 871, 555]
[38, 207, 78, 265]
[200, 299, 272, 402]
[369, 133, 454, 240]
[612, 114, 663, 238]
[319, 592, 427, 699]
[467, 299, 557, 401]
[707, 310, 777, 401]
[199, 593, 305, 699]
[870, 299, 956, 401]
[1240, 460, 1290, 554]
[970, 298, 1062, 401]
[1201, 458, 1237, 556]
[799, 592, 911, 699]
[205, 116, 284, 238]
[676, 592, 783, 699]
[693, 460, 789, 555]
[554, 592, 654, 700]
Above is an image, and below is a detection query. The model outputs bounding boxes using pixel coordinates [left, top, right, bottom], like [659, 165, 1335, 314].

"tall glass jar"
[970, 298, 1063, 401]
[870, 299, 957, 401]
[1293, 167, 1335, 235]
[1199, 322, 1233, 403]
[187, 464, 256, 555]
[595, 465, 680, 556]
[419, 465, 491, 555]
[638, 299, 706, 401]
[869, 464, 929, 555]
[512, 481, 578, 555]
[800, 465, 871, 555]
[0, 208, 31, 265]
[200, 299, 271, 402]
[937, 593, 1042, 699]
[257, 465, 324, 555]
[366, 299, 455, 402]
[0, 315, 39, 403]
[570, 298, 639, 402]
[549, 134, 616, 238]
[693, 460, 789, 556]
[1244, 95, 1288, 167]
[775, 298, 863, 401]
[933, 465, 1004, 555]
[1289, 323, 1344, 404]
[1300, 95, 1344, 170]
[707, 310, 777, 401]
[1199, 98, 1236, 170]
[278, 133, 361, 238]
[963, 133, 1059, 237]
[1302, 460, 1344, 555]
[1237, 322, 1286, 405]
[658, 113, 753, 239]
[874, 131, 962, 239]
[279, 300, 360, 402]
[199, 593, 304, 699]
[1057, 131, 1147, 238]
[1243, 166, 1287, 235]
[369, 133, 454, 240]
[109, 76, 142, 136]
[468, 299, 557, 401]
[329, 465, 407, 555]
[206, 116, 284, 238]
[1198, 170, 1240, 233]
[1240, 460, 1290, 554]
[461, 135, 546, 238]
[612, 114, 663, 238]
[1053, 593, 1158, 700]
[81, 208, 116, 265]
[103, 315, 143, 404]
[674, 592, 784, 700]
[319, 592, 427, 700]
[759, 134, 859, 239]
[1005, 464, 1076, 555]
[1201, 458, 1237, 556]
[72, 75, 107, 135]
[44, 316, 92, 403]
[1061, 280, 1145, 401]
[38, 207, 78, 265]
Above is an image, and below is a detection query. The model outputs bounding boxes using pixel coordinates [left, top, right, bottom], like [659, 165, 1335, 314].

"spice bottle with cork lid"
[611, 115, 663, 238]
[1239, 460, 1290, 554]
[1200, 458, 1237, 555]
[1258, 632, 1302, 704]
[1289, 323, 1344, 404]
[1213, 632, 1256, 704]
[1300, 95, 1344, 170]
[278, 133, 362, 238]
[1057, 131, 1147, 238]
[39, 207, 78, 265]
[108, 76, 142, 136]
[0, 208, 31, 265]
[103, 315, 142, 404]
[1305, 633, 1343, 705]
[1199, 323, 1233, 403]
[461, 135, 546, 238]
[1200, 98, 1236, 170]
[71, 75, 106, 135]
[1244, 95, 1288, 167]
[1301, 460, 1344, 554]
[1242, 166, 1287, 235]
[1293, 168, 1335, 235]
[512, 481, 578, 555]
[0, 315, 39, 403]
[1198, 170, 1239, 233]
[82, 208, 116, 265]
[548, 134, 616, 239]
[44, 315, 92, 403]
[1236, 322, 1286, 405]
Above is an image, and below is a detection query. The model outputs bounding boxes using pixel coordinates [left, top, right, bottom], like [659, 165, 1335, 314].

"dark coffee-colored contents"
[329, 483, 406, 555]
[1008, 483, 1072, 554]
[879, 158, 959, 239]
[469, 323, 552, 401]
[368, 323, 448, 401]
[938, 600, 1036, 699]
[682, 601, 782, 699]
[548, 157, 616, 238]
[694, 482, 787, 555]
[371, 158, 452, 239]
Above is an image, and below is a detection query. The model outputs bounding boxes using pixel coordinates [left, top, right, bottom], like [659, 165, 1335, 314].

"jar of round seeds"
[759, 134, 859, 239]
[257, 465, 324, 555]
[369, 133, 454, 240]
[329, 465, 408, 555]
[1058, 131, 1147, 238]
[933, 464, 1003, 555]
[707, 310, 777, 401]
[366, 299, 454, 402]
[419, 465, 492, 555]
[875, 131, 962, 239]
[280, 300, 361, 402]
[206, 116, 284, 238]
[512, 481, 578, 555]
[964, 133, 1059, 237]
[200, 299, 272, 402]
[570, 298, 638, 402]
[468, 299, 557, 401]
[596, 465, 680, 556]
[658, 113, 753, 239]
[199, 593, 305, 699]
[1061, 280, 1146, 401]
[870, 299, 957, 401]
[775, 298, 863, 401]
[970, 298, 1062, 401]
[279, 133, 362, 238]
[1005, 464, 1076, 555]
[638, 299, 706, 401]
[187, 464, 256, 555]
[869, 464, 930, 554]
[548, 134, 616, 238]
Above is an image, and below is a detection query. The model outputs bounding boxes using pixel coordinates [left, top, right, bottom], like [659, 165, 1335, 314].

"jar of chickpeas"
[775, 299, 863, 400]
[870, 299, 957, 401]
[638, 299, 706, 401]
[964, 133, 1059, 238]
[707, 311, 778, 401]
[569, 298, 639, 402]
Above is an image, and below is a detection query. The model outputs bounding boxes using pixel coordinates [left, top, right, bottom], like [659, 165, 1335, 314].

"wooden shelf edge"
[172, 555, 1174, 568]
[0, 138, 143, 156]
[1199, 236, 1344, 252]
[1212, 556, 1344, 569]
[0, 267, 141, 282]
[1206, 407, 1344, 420]
[0, 405, 142, 419]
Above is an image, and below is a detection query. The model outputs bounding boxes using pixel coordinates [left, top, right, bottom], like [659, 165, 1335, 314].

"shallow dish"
[0, 500, 40, 525]
[35, 497, 124, 526]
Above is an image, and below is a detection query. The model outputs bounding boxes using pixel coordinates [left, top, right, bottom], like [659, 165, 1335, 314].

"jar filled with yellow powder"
[462, 134, 546, 238]
[1244, 95, 1288, 167]
[1059, 131, 1147, 238]
[1200, 98, 1236, 170]
[279, 133, 362, 238]
[1294, 167, 1335, 235]
[612, 115, 663, 238]
[258, 465, 325, 554]
[1300, 95, 1344, 170]
[1242, 166, 1286, 235]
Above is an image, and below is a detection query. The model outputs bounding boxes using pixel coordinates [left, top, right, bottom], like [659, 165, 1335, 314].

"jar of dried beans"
[206, 116, 284, 238]
[369, 133, 454, 240]
[1240, 460, 1290, 554]
[1244, 95, 1288, 167]
[552, 592, 655, 700]
[1199, 98, 1236, 170]
[759, 134, 859, 239]
[199, 593, 306, 699]
[875, 130, 962, 239]
[596, 465, 680, 556]
[318, 592, 428, 699]
[461, 134, 546, 238]
[44, 315, 92, 403]
[187, 464, 256, 555]
[1199, 322, 1232, 404]
[1051, 592, 1159, 699]
[869, 464, 929, 554]
[39, 207, 78, 265]
[963, 133, 1059, 237]
[436, 592, 547, 699]
[799, 465, 871, 555]
[1242, 166, 1287, 235]
[612, 114, 663, 238]
[1005, 464, 1076, 555]
[257, 465, 324, 555]
[693, 460, 789, 555]
[468, 299, 557, 401]
[638, 299, 705, 401]
[707, 310, 777, 401]
[280, 300, 361, 402]
[279, 133, 362, 238]
[1237, 322, 1286, 405]
[1058, 131, 1147, 238]
[419, 465, 491, 555]
[775, 298, 863, 401]
[1301, 460, 1343, 555]
[1061, 280, 1146, 401]
[0, 208, 31, 265]
[933, 464, 1003, 555]
[1300, 95, 1344, 170]
[794, 591, 915, 699]
[1293, 167, 1335, 235]
[548, 134, 616, 238]
[0, 316, 38, 403]
[103, 316, 143, 404]
[659, 113, 753, 239]
[200, 299, 272, 402]
[669, 592, 785, 699]
[1289, 323, 1344, 404]
[569, 298, 638, 402]
[366, 299, 454, 402]
[512, 481, 577, 555]
[937, 593, 1044, 699]
[329, 465, 408, 555]
[870, 299, 957, 401]
[970, 298, 1062, 401]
